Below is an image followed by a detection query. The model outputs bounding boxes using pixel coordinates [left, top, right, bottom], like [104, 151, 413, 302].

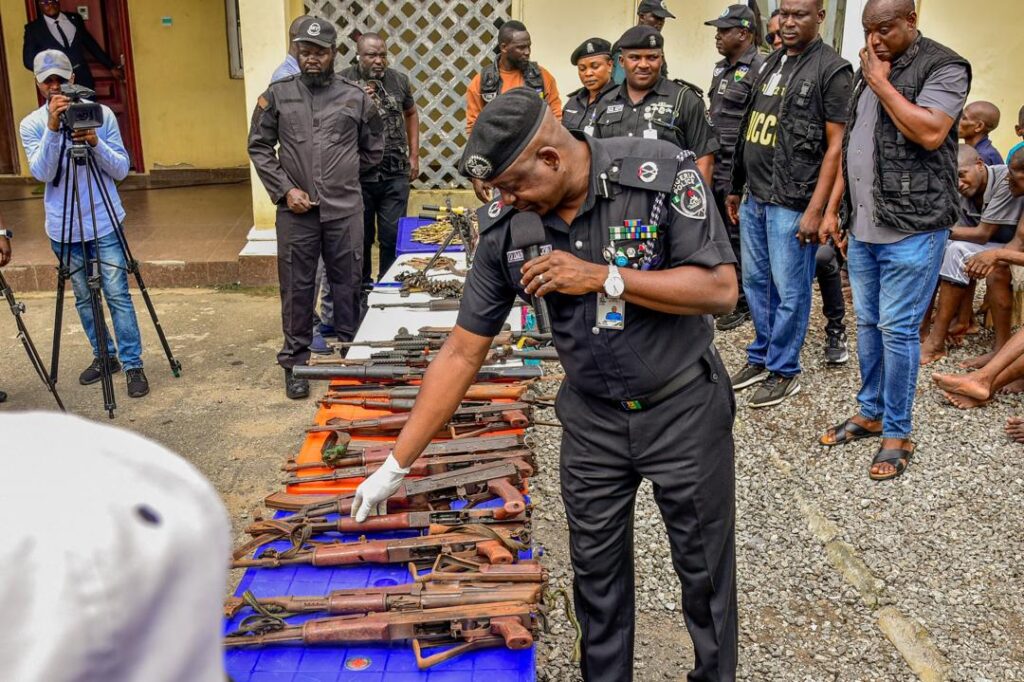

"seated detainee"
[959, 101, 1003, 166]
[932, 322, 1024, 409]
[920, 146, 1024, 365]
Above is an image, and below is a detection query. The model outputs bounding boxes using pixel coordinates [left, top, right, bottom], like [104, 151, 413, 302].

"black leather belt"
[604, 346, 720, 412]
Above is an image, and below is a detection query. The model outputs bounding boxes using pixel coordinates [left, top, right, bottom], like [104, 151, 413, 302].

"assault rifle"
[308, 401, 532, 436]
[264, 460, 528, 519]
[320, 383, 532, 405]
[223, 580, 544, 619]
[284, 433, 528, 472]
[334, 329, 550, 351]
[292, 364, 544, 382]
[234, 506, 531, 558]
[231, 525, 529, 569]
[284, 451, 535, 485]
[307, 345, 558, 367]
[224, 601, 541, 669]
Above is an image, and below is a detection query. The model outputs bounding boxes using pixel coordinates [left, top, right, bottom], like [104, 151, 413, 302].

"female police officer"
[352, 87, 739, 681]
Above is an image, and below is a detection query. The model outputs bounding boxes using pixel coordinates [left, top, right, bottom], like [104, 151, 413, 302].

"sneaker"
[125, 368, 150, 398]
[0, 389, 7, 403]
[716, 307, 751, 331]
[79, 357, 122, 385]
[285, 368, 310, 400]
[748, 373, 801, 408]
[309, 330, 333, 355]
[731, 363, 768, 390]
[825, 329, 850, 365]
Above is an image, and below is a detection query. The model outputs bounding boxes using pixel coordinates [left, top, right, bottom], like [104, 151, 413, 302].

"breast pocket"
[276, 102, 309, 143]
[597, 108, 624, 131]
[329, 106, 360, 144]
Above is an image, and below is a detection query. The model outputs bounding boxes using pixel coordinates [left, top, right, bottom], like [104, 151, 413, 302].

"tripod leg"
[50, 265, 67, 384]
[87, 153, 182, 378]
[0, 270, 65, 411]
[50, 160, 77, 384]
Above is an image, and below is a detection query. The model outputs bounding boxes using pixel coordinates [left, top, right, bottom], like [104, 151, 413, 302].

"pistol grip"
[476, 539, 513, 565]
[491, 616, 534, 649]
[488, 477, 526, 518]
[502, 409, 530, 429]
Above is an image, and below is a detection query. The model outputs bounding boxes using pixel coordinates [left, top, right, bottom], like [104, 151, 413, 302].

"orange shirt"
[465, 66, 562, 134]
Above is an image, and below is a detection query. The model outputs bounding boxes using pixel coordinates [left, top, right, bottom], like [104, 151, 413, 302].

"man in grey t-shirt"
[818, 0, 970, 481]
[920, 146, 1024, 364]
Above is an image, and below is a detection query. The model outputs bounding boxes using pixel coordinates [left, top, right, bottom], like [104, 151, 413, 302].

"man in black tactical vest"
[819, 0, 970, 481]
[593, 26, 719, 185]
[726, 0, 853, 409]
[465, 20, 561, 202]
[705, 4, 764, 331]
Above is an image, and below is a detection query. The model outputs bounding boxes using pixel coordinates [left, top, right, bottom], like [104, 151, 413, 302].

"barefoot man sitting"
[919, 145, 1024, 364]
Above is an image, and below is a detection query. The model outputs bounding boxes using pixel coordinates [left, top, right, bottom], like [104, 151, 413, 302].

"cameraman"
[18, 50, 149, 398]
[0, 209, 10, 404]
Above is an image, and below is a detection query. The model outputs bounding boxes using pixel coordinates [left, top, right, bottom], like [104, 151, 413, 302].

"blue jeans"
[739, 195, 817, 377]
[847, 230, 948, 439]
[51, 232, 143, 370]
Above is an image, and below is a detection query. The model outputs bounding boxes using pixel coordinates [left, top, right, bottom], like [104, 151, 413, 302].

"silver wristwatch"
[603, 264, 624, 297]
[0, 229, 12, 239]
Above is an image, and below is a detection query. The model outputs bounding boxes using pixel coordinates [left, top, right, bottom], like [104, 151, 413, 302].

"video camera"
[59, 84, 103, 132]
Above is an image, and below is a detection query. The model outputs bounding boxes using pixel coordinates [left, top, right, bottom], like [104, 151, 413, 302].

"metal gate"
[305, 0, 513, 188]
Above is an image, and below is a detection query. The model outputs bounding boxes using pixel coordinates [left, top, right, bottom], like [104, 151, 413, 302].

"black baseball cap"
[571, 38, 612, 66]
[637, 0, 676, 19]
[705, 5, 756, 29]
[292, 17, 336, 48]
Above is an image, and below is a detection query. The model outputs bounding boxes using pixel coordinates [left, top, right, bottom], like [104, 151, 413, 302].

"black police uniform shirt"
[562, 81, 619, 134]
[741, 56, 849, 203]
[708, 45, 764, 195]
[457, 135, 736, 401]
[592, 77, 720, 159]
[339, 66, 414, 177]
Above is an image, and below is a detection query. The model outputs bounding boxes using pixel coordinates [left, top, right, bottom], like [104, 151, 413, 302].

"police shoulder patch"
[477, 199, 514, 232]
[670, 168, 708, 220]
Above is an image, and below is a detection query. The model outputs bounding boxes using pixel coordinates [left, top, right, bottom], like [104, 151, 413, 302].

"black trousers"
[275, 207, 363, 368]
[362, 174, 411, 285]
[815, 244, 846, 334]
[714, 188, 746, 310]
[555, 351, 738, 682]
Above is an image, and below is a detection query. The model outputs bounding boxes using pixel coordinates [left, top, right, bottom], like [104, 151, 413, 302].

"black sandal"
[868, 444, 915, 481]
[819, 418, 882, 447]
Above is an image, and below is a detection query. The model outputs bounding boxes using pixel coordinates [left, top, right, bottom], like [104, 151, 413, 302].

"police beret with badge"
[704, 4, 756, 29]
[292, 16, 337, 48]
[571, 37, 612, 66]
[459, 87, 546, 183]
[637, 0, 676, 19]
[616, 25, 664, 51]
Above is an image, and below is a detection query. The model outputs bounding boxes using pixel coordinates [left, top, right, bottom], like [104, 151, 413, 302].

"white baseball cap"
[0, 413, 231, 682]
[32, 49, 73, 82]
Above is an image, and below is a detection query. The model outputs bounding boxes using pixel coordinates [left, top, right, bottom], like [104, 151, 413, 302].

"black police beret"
[616, 25, 664, 51]
[571, 37, 612, 66]
[460, 87, 546, 182]
[637, 0, 676, 19]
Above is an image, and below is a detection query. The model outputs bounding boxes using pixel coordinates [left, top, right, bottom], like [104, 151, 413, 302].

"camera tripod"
[0, 268, 65, 411]
[50, 134, 181, 418]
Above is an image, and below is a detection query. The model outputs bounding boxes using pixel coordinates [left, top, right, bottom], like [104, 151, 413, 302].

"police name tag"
[643, 127, 658, 140]
[597, 295, 625, 330]
[584, 125, 595, 136]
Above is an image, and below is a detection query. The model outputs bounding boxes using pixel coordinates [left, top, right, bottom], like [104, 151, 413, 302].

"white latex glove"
[351, 453, 411, 523]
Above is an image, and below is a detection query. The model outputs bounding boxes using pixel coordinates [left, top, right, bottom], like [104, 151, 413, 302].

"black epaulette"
[566, 86, 586, 100]
[671, 78, 704, 98]
[339, 76, 364, 90]
[603, 156, 680, 195]
[477, 199, 516, 233]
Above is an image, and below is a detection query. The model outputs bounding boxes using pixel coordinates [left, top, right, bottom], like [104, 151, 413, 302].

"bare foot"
[959, 351, 995, 370]
[966, 322, 981, 335]
[998, 378, 1024, 395]
[1006, 417, 1024, 443]
[930, 371, 992, 401]
[919, 338, 947, 365]
[941, 390, 990, 410]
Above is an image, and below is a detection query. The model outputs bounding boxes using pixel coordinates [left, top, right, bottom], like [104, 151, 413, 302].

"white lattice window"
[306, 0, 513, 188]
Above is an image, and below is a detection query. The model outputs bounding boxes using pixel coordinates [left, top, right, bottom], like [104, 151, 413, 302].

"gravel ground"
[529, 285, 1024, 681]
[4, 286, 1021, 680]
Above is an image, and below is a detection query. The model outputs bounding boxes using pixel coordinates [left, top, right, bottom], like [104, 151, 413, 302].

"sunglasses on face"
[765, 32, 777, 43]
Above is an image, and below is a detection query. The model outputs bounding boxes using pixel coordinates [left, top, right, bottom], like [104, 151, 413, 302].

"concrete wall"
[0, 0, 248, 175]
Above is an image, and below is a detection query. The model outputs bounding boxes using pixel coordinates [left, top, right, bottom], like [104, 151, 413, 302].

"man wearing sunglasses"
[22, 0, 123, 91]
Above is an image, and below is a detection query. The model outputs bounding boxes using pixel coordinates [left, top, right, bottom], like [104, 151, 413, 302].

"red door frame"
[24, 0, 145, 171]
[0, 14, 20, 174]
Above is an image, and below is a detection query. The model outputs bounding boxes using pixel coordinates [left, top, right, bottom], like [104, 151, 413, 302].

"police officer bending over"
[351, 87, 739, 681]
[248, 18, 383, 399]
[562, 38, 617, 135]
[595, 26, 719, 185]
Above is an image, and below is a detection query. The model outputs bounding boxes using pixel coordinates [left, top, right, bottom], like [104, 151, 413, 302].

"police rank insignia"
[714, 66, 726, 78]
[464, 155, 493, 179]
[671, 169, 707, 220]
